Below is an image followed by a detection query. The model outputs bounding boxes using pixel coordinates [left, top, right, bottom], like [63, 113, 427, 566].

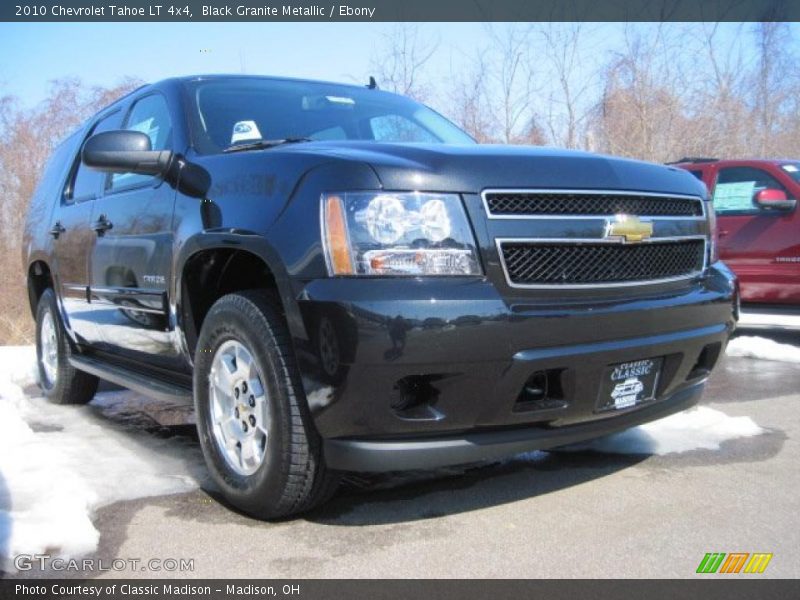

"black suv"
[23, 75, 737, 518]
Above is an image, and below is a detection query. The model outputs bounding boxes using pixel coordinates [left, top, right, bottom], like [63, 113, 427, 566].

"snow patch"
[558, 406, 763, 455]
[0, 346, 205, 572]
[726, 335, 800, 363]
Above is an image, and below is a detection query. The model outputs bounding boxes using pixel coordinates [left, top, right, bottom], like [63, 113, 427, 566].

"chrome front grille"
[483, 188, 709, 289]
[483, 190, 704, 218]
[499, 238, 707, 287]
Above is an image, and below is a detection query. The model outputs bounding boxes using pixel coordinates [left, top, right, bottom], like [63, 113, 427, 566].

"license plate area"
[597, 357, 663, 412]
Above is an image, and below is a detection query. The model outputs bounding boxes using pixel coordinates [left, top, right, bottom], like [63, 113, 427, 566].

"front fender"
[173, 231, 305, 362]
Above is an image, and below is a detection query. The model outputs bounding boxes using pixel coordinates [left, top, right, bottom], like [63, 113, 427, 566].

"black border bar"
[3, 0, 800, 22]
[3, 579, 800, 600]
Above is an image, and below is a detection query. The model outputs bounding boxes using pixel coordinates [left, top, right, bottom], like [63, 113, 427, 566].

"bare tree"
[537, 23, 595, 148]
[0, 77, 142, 344]
[689, 22, 752, 158]
[752, 22, 793, 156]
[439, 24, 542, 145]
[444, 51, 494, 142]
[588, 24, 693, 162]
[484, 24, 537, 144]
[370, 24, 438, 101]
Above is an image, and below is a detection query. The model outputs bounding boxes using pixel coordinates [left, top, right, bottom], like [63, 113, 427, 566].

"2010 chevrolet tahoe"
[23, 75, 738, 518]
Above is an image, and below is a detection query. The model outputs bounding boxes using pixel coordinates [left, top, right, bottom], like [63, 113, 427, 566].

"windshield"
[184, 77, 475, 154]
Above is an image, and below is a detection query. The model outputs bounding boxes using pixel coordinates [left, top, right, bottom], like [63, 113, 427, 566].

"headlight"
[706, 200, 719, 264]
[321, 192, 482, 276]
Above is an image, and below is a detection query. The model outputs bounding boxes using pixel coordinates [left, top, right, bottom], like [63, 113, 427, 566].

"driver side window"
[109, 94, 173, 192]
[63, 110, 122, 203]
[713, 167, 790, 216]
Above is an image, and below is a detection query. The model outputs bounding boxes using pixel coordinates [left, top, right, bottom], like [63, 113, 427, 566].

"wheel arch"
[174, 232, 307, 359]
[27, 259, 54, 318]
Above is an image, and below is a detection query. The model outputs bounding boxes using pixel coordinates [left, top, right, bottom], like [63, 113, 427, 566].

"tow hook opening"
[515, 369, 567, 413]
[686, 342, 722, 381]
[391, 374, 447, 421]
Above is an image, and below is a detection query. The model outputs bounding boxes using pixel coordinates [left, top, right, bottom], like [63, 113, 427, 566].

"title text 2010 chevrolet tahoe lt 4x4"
[23, 75, 738, 518]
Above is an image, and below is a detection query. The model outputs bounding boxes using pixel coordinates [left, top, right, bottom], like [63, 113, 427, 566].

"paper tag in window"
[713, 181, 756, 212]
[231, 120, 262, 144]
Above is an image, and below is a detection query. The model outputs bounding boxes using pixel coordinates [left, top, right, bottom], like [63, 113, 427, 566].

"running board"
[69, 354, 193, 405]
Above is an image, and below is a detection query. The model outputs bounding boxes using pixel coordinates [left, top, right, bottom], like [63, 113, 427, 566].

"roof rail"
[666, 157, 719, 165]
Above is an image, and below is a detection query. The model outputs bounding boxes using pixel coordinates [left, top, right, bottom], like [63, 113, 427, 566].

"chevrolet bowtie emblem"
[604, 215, 654, 243]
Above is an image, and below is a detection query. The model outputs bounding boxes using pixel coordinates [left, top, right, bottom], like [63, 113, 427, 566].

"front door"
[712, 165, 799, 304]
[51, 110, 123, 345]
[88, 93, 182, 367]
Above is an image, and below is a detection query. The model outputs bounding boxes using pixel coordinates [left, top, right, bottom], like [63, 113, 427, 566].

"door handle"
[49, 221, 66, 239]
[92, 215, 113, 235]
[718, 230, 729, 238]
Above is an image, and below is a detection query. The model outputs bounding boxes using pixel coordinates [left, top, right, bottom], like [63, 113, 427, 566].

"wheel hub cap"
[40, 310, 58, 387]
[208, 340, 270, 476]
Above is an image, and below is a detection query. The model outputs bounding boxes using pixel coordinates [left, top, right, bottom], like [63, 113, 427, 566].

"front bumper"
[294, 263, 736, 471]
[324, 380, 703, 472]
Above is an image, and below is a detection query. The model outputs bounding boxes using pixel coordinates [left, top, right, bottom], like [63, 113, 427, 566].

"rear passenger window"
[713, 167, 791, 215]
[110, 94, 173, 192]
[63, 110, 122, 203]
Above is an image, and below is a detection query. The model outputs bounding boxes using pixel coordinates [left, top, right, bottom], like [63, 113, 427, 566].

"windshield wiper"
[223, 137, 313, 153]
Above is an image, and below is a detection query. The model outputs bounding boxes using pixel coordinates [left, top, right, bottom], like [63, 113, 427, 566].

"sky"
[0, 22, 491, 106]
[0, 22, 793, 112]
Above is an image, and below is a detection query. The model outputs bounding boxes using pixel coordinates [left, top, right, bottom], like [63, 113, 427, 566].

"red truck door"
[711, 165, 799, 305]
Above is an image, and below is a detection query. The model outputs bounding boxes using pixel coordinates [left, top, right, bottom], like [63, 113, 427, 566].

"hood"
[286, 141, 706, 198]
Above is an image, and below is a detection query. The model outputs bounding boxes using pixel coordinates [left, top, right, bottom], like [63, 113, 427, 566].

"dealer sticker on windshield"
[598, 357, 663, 411]
[231, 120, 262, 145]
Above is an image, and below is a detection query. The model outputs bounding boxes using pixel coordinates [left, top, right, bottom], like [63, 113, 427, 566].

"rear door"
[87, 92, 182, 367]
[711, 165, 799, 304]
[51, 110, 123, 345]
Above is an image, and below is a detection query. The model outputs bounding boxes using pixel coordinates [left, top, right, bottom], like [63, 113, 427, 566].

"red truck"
[673, 158, 800, 326]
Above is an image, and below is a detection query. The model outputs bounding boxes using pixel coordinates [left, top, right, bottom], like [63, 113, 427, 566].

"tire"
[194, 290, 338, 519]
[35, 288, 99, 405]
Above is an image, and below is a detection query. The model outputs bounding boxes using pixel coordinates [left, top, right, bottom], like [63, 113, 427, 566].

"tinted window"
[64, 111, 122, 203]
[370, 114, 438, 143]
[28, 133, 81, 229]
[185, 78, 475, 154]
[310, 125, 346, 140]
[713, 166, 790, 215]
[110, 94, 172, 191]
[779, 162, 800, 183]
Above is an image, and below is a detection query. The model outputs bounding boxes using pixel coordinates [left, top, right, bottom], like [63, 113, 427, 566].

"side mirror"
[82, 130, 173, 176]
[754, 188, 796, 211]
